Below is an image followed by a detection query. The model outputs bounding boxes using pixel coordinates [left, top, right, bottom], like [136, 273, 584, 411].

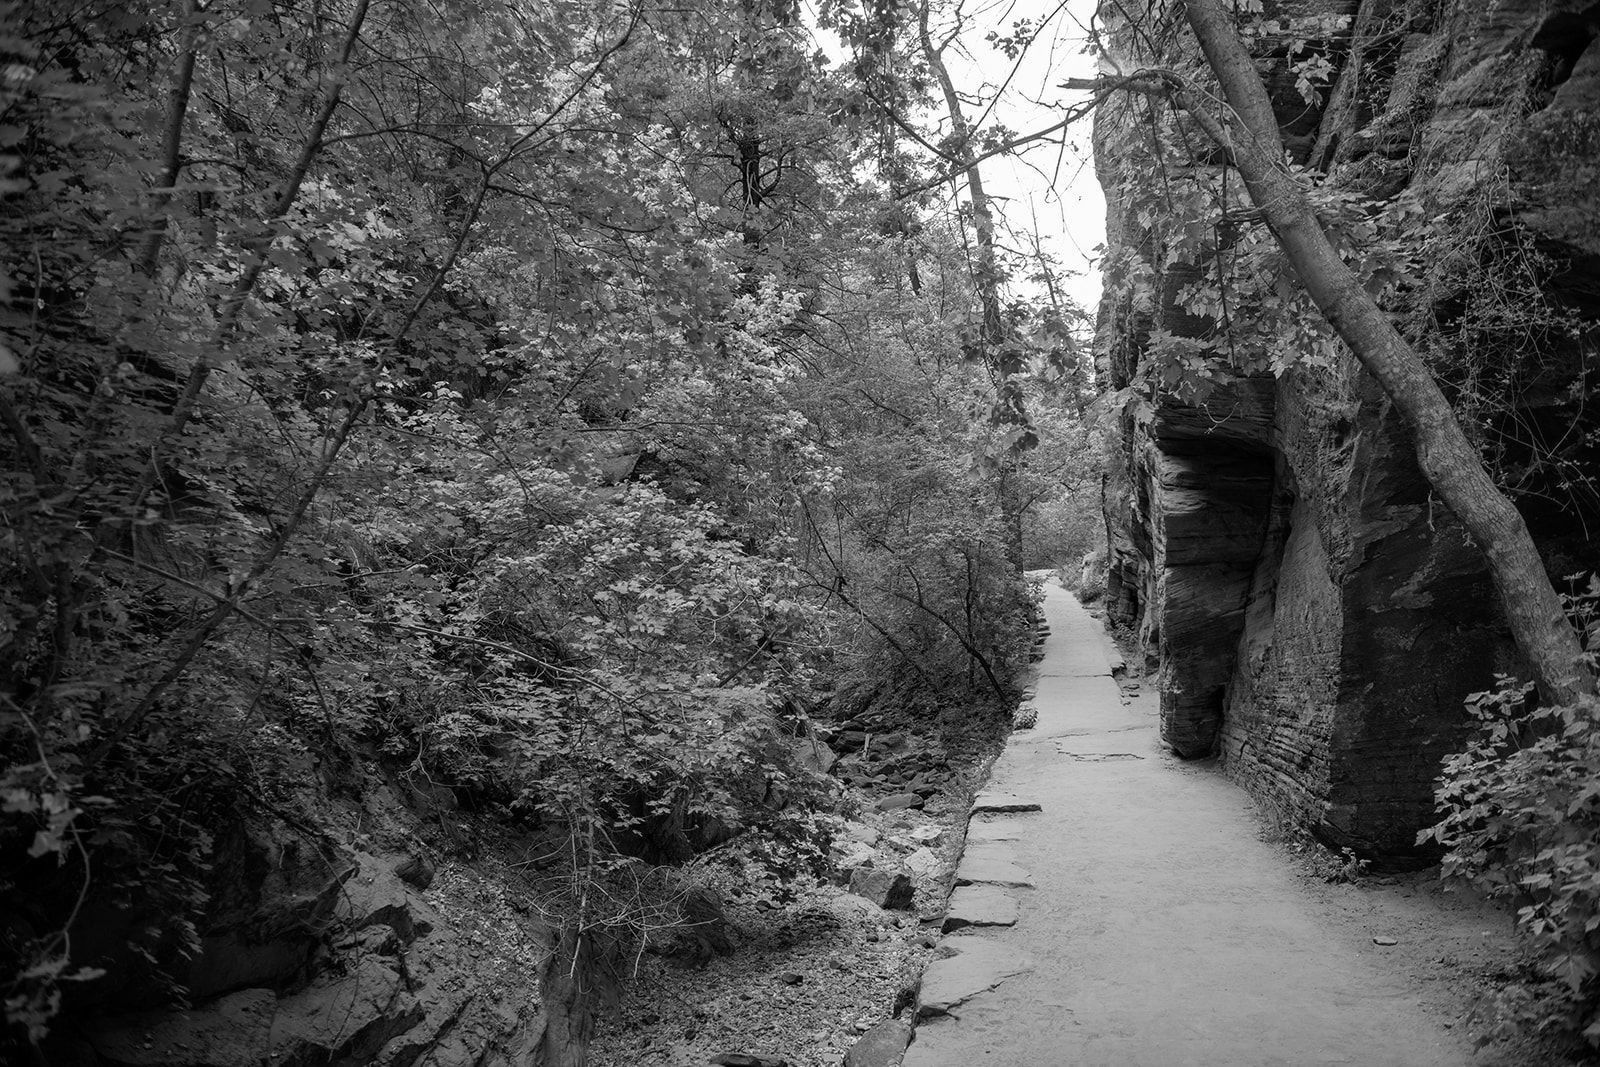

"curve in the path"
[905, 582, 1473, 1067]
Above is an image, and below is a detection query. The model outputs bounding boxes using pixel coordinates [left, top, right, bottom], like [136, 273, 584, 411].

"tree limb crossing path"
[906, 581, 1476, 1066]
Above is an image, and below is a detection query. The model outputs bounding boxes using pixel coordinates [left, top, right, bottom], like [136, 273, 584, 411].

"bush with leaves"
[782, 233, 1044, 709]
[1020, 488, 1104, 573]
[0, 0, 1082, 1050]
[1422, 677, 1600, 1047]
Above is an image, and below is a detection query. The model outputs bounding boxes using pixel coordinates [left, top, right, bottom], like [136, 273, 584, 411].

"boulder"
[874, 793, 923, 813]
[903, 847, 940, 880]
[848, 868, 915, 911]
[835, 730, 869, 753]
[843, 1017, 913, 1067]
[793, 736, 838, 776]
[832, 841, 877, 878]
[393, 853, 436, 890]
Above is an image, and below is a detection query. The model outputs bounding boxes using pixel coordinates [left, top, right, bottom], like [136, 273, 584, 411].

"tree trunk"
[138, 0, 201, 277]
[918, 3, 1032, 571]
[917, 5, 1005, 360]
[1174, 0, 1592, 702]
[538, 926, 603, 1067]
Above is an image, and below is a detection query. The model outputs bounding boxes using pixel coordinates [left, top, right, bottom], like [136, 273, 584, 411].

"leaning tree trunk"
[1167, 0, 1593, 703]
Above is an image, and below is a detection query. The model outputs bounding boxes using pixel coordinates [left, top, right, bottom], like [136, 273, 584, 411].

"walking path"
[905, 581, 1477, 1066]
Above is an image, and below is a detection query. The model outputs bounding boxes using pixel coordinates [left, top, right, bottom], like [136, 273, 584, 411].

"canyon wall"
[1096, 0, 1600, 855]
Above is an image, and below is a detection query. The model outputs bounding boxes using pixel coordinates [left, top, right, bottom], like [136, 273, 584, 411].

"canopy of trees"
[0, 0, 1097, 1046]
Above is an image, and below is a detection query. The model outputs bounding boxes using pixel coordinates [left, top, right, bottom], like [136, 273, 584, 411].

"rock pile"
[821, 721, 958, 805]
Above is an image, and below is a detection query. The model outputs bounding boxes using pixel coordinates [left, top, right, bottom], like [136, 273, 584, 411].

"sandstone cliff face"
[1096, 0, 1600, 855]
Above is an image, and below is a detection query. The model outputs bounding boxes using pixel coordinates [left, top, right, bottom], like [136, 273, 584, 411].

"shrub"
[1421, 679, 1600, 1047]
[1020, 488, 1104, 572]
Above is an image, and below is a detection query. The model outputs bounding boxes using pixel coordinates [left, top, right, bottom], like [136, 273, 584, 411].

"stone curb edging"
[841, 611, 1054, 1066]
[840, 785, 1044, 1064]
[847, 793, 1042, 1066]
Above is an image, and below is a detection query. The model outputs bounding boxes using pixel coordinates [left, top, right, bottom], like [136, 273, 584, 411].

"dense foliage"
[0, 0, 1094, 1044]
[1425, 679, 1600, 1048]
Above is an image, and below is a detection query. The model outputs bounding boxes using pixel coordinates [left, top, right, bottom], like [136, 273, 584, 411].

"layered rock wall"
[1096, 0, 1600, 855]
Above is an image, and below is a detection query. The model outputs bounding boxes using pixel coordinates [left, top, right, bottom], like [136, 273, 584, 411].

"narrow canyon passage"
[906, 582, 1478, 1066]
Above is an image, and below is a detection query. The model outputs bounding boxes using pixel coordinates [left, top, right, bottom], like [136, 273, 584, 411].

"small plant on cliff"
[1422, 671, 1600, 1048]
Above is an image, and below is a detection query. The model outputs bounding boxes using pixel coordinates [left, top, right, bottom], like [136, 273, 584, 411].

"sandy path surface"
[905, 582, 1486, 1067]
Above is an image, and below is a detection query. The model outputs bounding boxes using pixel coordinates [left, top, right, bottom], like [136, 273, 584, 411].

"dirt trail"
[906, 581, 1492, 1066]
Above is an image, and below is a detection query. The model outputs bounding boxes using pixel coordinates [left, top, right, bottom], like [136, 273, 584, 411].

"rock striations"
[1096, 0, 1600, 856]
